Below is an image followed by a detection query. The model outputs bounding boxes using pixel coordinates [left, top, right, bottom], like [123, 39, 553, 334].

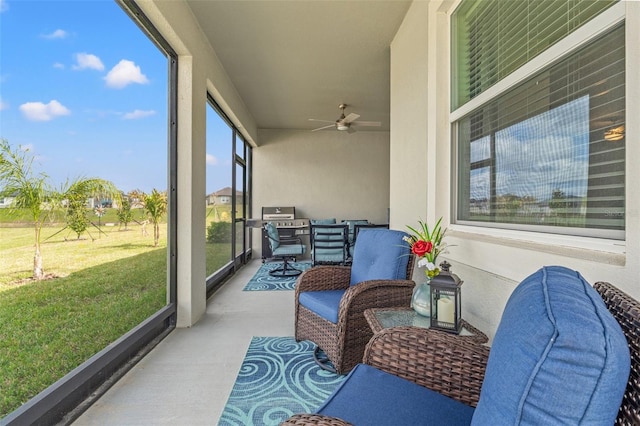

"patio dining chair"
[264, 222, 306, 277]
[310, 223, 349, 266]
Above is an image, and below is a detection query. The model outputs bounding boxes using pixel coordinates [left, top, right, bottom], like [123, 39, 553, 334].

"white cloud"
[1, 0, 8, 13]
[0, 97, 8, 110]
[123, 109, 156, 120]
[42, 29, 68, 39]
[206, 154, 218, 166]
[104, 60, 149, 89]
[72, 53, 104, 71]
[19, 100, 71, 121]
[468, 97, 590, 203]
[53, 62, 65, 69]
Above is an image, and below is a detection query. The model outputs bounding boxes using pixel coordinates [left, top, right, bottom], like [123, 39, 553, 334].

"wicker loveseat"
[284, 266, 639, 425]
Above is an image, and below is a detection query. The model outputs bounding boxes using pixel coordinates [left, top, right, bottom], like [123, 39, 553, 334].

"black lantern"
[430, 261, 463, 334]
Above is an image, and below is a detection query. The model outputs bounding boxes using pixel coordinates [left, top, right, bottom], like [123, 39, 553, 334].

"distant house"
[0, 196, 16, 208]
[87, 196, 120, 210]
[206, 187, 243, 205]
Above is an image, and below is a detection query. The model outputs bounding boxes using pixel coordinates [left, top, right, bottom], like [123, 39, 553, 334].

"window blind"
[456, 24, 625, 237]
[452, 0, 618, 110]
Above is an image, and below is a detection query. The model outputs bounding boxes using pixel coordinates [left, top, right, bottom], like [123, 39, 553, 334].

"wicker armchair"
[593, 281, 640, 425]
[294, 228, 415, 375]
[284, 270, 639, 425]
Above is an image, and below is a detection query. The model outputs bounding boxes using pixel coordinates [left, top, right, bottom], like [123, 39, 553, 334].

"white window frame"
[449, 1, 626, 256]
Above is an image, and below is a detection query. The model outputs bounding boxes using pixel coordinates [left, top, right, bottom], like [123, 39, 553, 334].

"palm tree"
[0, 140, 53, 279]
[143, 189, 167, 247]
[0, 139, 121, 279]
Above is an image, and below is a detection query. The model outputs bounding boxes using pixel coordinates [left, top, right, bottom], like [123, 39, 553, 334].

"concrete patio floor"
[72, 260, 294, 425]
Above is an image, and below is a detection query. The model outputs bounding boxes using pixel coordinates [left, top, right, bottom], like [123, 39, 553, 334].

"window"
[205, 97, 252, 290]
[206, 101, 234, 278]
[0, 1, 177, 422]
[453, 2, 625, 239]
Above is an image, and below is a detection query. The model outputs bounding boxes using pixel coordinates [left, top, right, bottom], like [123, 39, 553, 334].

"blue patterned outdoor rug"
[218, 337, 345, 426]
[243, 262, 312, 291]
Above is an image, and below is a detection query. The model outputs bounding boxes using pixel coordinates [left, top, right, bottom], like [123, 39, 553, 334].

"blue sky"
[468, 96, 590, 202]
[1, 0, 233, 194]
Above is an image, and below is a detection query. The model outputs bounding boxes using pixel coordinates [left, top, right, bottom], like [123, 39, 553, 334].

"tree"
[0, 139, 121, 279]
[62, 179, 119, 239]
[66, 196, 90, 239]
[548, 188, 567, 212]
[117, 197, 133, 230]
[143, 189, 167, 247]
[127, 189, 145, 209]
[0, 139, 54, 279]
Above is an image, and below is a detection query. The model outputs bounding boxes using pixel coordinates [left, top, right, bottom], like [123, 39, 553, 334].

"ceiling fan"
[309, 104, 381, 133]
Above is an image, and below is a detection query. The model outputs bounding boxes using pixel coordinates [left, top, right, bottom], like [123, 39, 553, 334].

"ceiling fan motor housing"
[309, 103, 379, 133]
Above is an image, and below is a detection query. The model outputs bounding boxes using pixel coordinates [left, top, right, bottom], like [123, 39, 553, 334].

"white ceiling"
[186, 0, 412, 133]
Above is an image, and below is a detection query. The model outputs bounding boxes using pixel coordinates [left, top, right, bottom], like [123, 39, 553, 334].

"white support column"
[175, 56, 206, 327]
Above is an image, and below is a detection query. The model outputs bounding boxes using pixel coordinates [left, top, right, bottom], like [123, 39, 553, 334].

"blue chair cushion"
[472, 266, 630, 425]
[312, 225, 347, 263]
[313, 248, 345, 263]
[298, 290, 345, 324]
[317, 363, 475, 426]
[272, 243, 306, 256]
[313, 226, 346, 241]
[310, 218, 336, 225]
[265, 222, 280, 249]
[349, 229, 410, 286]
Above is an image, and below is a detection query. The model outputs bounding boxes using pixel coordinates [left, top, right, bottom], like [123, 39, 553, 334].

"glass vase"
[411, 279, 431, 317]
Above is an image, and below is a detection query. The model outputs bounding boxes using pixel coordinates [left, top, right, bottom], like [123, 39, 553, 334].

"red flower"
[411, 240, 433, 257]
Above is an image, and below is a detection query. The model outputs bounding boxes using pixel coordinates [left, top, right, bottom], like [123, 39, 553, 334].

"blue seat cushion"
[349, 229, 410, 286]
[317, 363, 475, 426]
[472, 266, 630, 425]
[298, 290, 345, 324]
[272, 243, 306, 256]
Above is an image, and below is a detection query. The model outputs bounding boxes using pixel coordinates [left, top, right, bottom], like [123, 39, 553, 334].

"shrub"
[207, 221, 231, 243]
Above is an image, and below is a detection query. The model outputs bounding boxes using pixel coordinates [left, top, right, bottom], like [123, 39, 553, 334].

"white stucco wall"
[389, 1, 429, 230]
[135, 0, 259, 327]
[391, 0, 640, 340]
[253, 129, 391, 259]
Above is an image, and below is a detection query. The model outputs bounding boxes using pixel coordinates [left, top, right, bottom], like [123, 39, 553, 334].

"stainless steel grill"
[262, 206, 295, 222]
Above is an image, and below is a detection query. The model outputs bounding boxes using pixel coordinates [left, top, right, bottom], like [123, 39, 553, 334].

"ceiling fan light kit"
[604, 125, 624, 142]
[309, 103, 381, 133]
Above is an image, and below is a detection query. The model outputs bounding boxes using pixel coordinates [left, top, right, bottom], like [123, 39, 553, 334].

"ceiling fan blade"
[311, 124, 335, 132]
[309, 118, 335, 123]
[351, 120, 382, 127]
[343, 113, 360, 124]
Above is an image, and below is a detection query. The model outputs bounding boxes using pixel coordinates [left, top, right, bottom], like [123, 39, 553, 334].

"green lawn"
[0, 215, 234, 417]
[0, 222, 166, 287]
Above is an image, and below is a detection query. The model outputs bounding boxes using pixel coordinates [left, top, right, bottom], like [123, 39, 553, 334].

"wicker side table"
[364, 307, 488, 345]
